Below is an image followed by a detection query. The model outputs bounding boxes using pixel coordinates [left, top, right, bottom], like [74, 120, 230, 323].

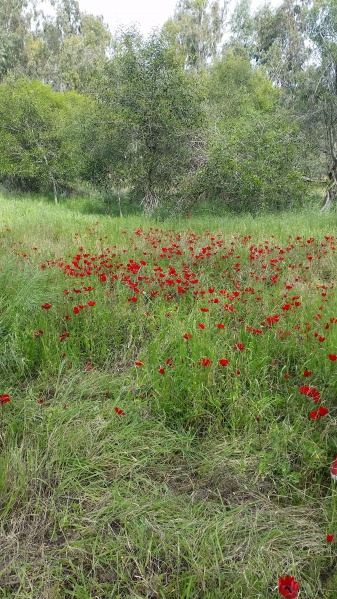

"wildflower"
[310, 405, 328, 420]
[85, 364, 93, 371]
[73, 306, 80, 314]
[198, 323, 205, 329]
[33, 330, 43, 338]
[183, 333, 193, 340]
[198, 358, 212, 366]
[41, 303, 52, 310]
[0, 394, 10, 404]
[114, 407, 125, 415]
[59, 332, 70, 342]
[219, 359, 229, 366]
[326, 534, 334, 542]
[303, 370, 312, 376]
[284, 373, 289, 379]
[135, 361, 143, 366]
[88, 301, 96, 307]
[328, 354, 337, 361]
[158, 368, 165, 375]
[234, 343, 246, 351]
[299, 386, 321, 402]
[278, 574, 300, 599]
[217, 324, 225, 329]
[200, 307, 209, 312]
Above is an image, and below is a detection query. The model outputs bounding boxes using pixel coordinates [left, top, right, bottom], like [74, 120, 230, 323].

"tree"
[85, 29, 204, 214]
[0, 0, 32, 81]
[189, 52, 305, 212]
[0, 79, 84, 200]
[164, 0, 227, 70]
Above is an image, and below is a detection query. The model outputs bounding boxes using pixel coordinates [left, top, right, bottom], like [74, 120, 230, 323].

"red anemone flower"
[88, 301, 96, 307]
[326, 534, 334, 542]
[0, 394, 10, 404]
[33, 330, 43, 338]
[135, 361, 143, 366]
[198, 358, 212, 366]
[234, 343, 246, 351]
[183, 333, 193, 340]
[329, 354, 337, 361]
[114, 407, 125, 416]
[41, 303, 52, 310]
[198, 323, 205, 329]
[303, 370, 312, 376]
[310, 405, 329, 420]
[299, 386, 320, 401]
[219, 359, 229, 366]
[158, 367, 165, 375]
[278, 574, 300, 599]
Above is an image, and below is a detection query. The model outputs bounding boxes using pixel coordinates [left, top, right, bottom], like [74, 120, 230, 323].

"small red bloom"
[278, 574, 300, 599]
[284, 373, 289, 379]
[329, 354, 337, 361]
[234, 343, 246, 351]
[114, 407, 125, 416]
[299, 386, 321, 401]
[183, 333, 193, 340]
[88, 301, 96, 307]
[33, 329, 43, 338]
[303, 370, 312, 376]
[73, 306, 80, 314]
[0, 394, 10, 404]
[281, 304, 291, 311]
[200, 307, 209, 312]
[326, 534, 334, 542]
[135, 361, 143, 366]
[158, 367, 165, 375]
[310, 405, 329, 420]
[59, 332, 70, 342]
[217, 323, 225, 329]
[219, 359, 229, 366]
[41, 303, 52, 310]
[198, 358, 212, 366]
[236, 369, 241, 374]
[198, 323, 205, 329]
[85, 364, 93, 371]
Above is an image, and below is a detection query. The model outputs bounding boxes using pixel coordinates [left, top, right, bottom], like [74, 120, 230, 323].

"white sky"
[76, 0, 281, 37]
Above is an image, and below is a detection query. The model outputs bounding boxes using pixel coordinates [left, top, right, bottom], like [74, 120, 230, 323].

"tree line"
[0, 0, 336, 214]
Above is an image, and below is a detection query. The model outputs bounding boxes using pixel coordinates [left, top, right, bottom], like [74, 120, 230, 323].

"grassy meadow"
[0, 194, 337, 598]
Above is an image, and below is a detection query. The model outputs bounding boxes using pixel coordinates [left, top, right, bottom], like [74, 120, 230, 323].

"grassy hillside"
[0, 194, 337, 598]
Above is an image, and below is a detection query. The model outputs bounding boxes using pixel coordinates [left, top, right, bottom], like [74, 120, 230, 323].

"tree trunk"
[322, 158, 337, 212]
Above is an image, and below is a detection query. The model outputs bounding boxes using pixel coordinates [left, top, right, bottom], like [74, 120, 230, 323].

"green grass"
[0, 193, 337, 598]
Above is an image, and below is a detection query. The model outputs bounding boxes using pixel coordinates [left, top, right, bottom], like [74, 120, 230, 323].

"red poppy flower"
[278, 574, 300, 598]
[281, 304, 291, 311]
[284, 373, 289, 379]
[329, 354, 337, 361]
[234, 343, 246, 351]
[85, 364, 93, 371]
[326, 534, 334, 542]
[303, 370, 312, 376]
[135, 361, 143, 366]
[59, 332, 70, 342]
[299, 386, 321, 401]
[198, 358, 212, 366]
[198, 323, 205, 329]
[217, 323, 225, 329]
[41, 303, 52, 310]
[200, 307, 209, 312]
[73, 306, 80, 314]
[310, 405, 329, 420]
[88, 301, 96, 307]
[183, 333, 193, 340]
[33, 330, 43, 338]
[219, 359, 229, 366]
[236, 369, 241, 374]
[158, 367, 165, 374]
[0, 394, 10, 404]
[114, 407, 125, 415]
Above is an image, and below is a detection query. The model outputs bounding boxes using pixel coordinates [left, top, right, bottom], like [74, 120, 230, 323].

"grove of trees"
[0, 0, 336, 214]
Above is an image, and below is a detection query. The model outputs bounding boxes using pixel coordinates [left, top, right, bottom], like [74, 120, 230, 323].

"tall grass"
[0, 193, 337, 598]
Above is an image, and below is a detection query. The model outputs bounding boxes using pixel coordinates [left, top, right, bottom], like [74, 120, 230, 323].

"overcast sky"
[76, 0, 280, 37]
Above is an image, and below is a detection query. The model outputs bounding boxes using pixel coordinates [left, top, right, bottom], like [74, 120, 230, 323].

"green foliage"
[84, 30, 204, 213]
[187, 53, 305, 213]
[0, 79, 85, 197]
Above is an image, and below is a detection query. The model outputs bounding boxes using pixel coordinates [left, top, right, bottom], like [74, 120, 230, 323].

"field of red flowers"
[0, 197, 337, 598]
